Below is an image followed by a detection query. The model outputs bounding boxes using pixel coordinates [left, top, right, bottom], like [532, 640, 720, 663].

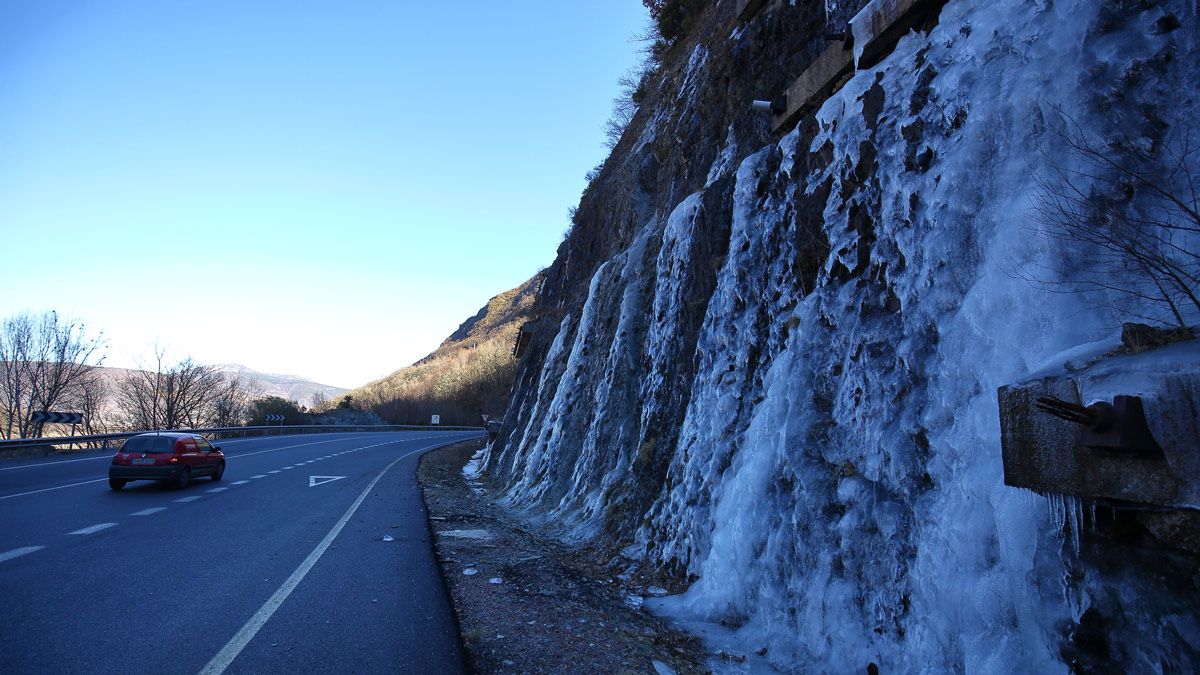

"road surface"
[0, 430, 482, 674]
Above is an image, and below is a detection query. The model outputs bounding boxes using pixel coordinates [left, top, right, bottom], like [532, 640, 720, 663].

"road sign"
[265, 414, 285, 423]
[481, 414, 490, 423]
[431, 414, 440, 425]
[31, 411, 83, 424]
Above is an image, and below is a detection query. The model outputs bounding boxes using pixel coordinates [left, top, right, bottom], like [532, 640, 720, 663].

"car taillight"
[170, 457, 179, 463]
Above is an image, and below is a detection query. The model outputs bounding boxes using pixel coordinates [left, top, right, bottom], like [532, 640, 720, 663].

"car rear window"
[121, 436, 176, 453]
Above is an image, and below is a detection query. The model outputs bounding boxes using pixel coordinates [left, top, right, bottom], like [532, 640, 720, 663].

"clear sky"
[0, 0, 648, 388]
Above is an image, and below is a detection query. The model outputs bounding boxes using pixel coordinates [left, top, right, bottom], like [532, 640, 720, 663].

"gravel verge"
[417, 440, 708, 674]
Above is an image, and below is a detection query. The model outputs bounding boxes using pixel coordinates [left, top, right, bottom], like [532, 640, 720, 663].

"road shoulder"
[418, 441, 707, 674]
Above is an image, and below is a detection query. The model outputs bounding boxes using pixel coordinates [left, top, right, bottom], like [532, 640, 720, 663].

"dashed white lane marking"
[68, 523, 117, 535]
[231, 480, 250, 485]
[207, 487, 229, 493]
[251, 475, 267, 479]
[282, 467, 294, 470]
[199, 442, 427, 675]
[130, 507, 167, 516]
[0, 546, 45, 563]
[222, 436, 376, 461]
[174, 496, 202, 503]
[268, 470, 281, 474]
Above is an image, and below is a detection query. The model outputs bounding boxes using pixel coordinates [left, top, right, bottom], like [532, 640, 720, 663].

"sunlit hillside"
[342, 273, 542, 426]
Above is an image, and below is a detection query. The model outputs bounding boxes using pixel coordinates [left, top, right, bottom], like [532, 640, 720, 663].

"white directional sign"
[431, 414, 440, 425]
[308, 475, 346, 487]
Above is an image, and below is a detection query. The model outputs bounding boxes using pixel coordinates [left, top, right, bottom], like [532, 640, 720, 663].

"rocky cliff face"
[481, 0, 1199, 670]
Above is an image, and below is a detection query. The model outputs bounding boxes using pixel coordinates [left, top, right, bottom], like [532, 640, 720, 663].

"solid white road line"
[174, 496, 202, 503]
[68, 523, 116, 535]
[0, 478, 108, 501]
[130, 507, 167, 516]
[198, 441, 438, 675]
[0, 454, 112, 472]
[0, 546, 45, 563]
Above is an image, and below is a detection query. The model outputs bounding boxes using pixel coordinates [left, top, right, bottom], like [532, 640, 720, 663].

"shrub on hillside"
[642, 0, 708, 45]
[247, 396, 308, 426]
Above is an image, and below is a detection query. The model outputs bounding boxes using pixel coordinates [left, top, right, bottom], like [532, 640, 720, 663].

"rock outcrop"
[481, 0, 1200, 670]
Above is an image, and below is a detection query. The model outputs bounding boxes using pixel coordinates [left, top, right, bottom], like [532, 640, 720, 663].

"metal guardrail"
[0, 424, 483, 454]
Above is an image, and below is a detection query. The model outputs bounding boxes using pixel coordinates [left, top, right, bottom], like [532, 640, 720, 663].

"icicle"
[1044, 492, 1090, 556]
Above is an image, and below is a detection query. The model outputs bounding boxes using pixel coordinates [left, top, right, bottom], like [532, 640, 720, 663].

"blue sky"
[0, 1, 648, 388]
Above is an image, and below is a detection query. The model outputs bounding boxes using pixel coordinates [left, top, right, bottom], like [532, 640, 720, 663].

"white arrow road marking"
[68, 523, 116, 535]
[308, 475, 346, 487]
[200, 447, 422, 675]
[0, 546, 44, 563]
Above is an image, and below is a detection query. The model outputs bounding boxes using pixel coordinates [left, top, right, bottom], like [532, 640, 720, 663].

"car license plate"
[131, 458, 155, 465]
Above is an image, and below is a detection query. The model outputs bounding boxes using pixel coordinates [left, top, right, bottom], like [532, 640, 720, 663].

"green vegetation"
[247, 396, 309, 426]
[642, 0, 708, 45]
[334, 274, 542, 427]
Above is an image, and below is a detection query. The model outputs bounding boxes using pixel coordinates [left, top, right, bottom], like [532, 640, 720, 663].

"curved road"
[0, 431, 481, 674]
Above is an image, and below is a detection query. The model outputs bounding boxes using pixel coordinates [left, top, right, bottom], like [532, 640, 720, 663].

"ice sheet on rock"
[487, 0, 1200, 670]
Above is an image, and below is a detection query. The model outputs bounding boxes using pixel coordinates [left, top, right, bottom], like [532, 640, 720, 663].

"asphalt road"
[0, 430, 483, 674]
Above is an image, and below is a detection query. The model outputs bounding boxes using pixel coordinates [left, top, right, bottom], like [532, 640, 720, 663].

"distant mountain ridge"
[211, 364, 349, 406]
[91, 364, 347, 408]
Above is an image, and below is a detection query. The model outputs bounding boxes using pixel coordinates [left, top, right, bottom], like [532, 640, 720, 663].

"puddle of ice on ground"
[438, 529, 494, 540]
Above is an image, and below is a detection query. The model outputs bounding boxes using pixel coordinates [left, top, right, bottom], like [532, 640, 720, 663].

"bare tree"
[0, 311, 106, 438]
[209, 376, 250, 428]
[1033, 109, 1200, 326]
[74, 369, 110, 435]
[115, 348, 228, 431]
[310, 390, 329, 410]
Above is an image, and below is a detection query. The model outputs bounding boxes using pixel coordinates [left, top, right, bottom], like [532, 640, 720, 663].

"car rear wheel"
[211, 462, 225, 481]
[108, 478, 126, 491]
[176, 467, 191, 490]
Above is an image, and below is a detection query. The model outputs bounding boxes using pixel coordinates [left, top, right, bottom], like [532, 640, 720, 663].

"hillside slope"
[211, 364, 348, 406]
[345, 274, 541, 426]
[479, 0, 1200, 671]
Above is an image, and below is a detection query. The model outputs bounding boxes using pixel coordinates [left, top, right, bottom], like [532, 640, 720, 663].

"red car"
[108, 432, 225, 490]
